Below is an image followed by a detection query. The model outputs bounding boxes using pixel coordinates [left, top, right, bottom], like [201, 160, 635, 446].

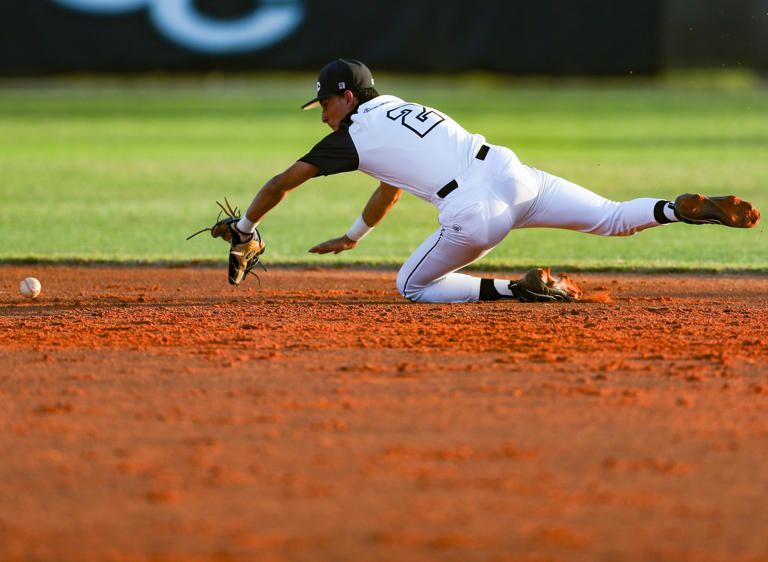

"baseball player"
[203, 59, 761, 302]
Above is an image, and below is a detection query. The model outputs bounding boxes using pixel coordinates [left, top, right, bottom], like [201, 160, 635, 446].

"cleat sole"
[674, 194, 760, 228]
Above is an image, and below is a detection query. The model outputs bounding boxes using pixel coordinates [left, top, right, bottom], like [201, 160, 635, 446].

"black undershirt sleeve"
[298, 126, 359, 177]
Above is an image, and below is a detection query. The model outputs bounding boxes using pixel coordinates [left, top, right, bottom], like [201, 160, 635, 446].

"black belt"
[436, 144, 490, 199]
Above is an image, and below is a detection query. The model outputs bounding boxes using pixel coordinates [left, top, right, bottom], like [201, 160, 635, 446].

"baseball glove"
[509, 267, 582, 302]
[187, 199, 265, 286]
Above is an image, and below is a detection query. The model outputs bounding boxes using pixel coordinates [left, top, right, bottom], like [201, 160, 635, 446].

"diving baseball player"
[196, 59, 761, 302]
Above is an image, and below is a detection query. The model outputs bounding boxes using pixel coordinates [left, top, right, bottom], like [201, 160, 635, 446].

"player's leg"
[396, 227, 491, 303]
[396, 226, 580, 303]
[396, 193, 575, 304]
[396, 197, 520, 303]
[516, 168, 665, 235]
[517, 168, 760, 233]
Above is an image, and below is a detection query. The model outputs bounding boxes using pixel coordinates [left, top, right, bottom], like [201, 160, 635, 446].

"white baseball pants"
[396, 145, 664, 303]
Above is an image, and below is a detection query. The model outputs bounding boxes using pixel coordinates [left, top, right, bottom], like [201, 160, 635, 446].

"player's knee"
[396, 268, 425, 302]
[401, 286, 428, 302]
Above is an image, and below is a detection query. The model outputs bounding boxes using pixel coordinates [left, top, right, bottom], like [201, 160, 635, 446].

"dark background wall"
[0, 0, 764, 76]
[662, 0, 768, 70]
[0, 0, 659, 75]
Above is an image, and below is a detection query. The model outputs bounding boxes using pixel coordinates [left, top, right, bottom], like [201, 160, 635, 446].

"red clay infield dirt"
[1, 265, 767, 561]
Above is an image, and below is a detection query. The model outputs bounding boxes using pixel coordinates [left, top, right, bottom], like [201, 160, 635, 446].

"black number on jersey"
[386, 104, 445, 137]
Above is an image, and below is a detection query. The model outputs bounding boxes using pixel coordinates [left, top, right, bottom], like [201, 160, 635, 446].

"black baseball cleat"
[673, 193, 760, 228]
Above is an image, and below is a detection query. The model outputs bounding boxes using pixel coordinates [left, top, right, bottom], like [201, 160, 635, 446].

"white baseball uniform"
[300, 95, 667, 303]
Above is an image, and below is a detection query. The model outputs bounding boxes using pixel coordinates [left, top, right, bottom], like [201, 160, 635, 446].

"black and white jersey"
[299, 95, 486, 202]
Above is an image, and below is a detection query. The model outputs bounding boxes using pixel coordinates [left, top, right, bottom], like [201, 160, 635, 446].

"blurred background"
[1, 1, 765, 268]
[1, 0, 766, 76]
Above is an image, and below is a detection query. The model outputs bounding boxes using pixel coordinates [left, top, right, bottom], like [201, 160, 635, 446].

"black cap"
[301, 59, 375, 110]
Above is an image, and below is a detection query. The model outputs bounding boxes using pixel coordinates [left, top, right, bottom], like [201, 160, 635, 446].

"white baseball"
[20, 277, 42, 299]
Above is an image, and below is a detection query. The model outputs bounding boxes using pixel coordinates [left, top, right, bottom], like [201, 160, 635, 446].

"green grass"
[1, 74, 766, 270]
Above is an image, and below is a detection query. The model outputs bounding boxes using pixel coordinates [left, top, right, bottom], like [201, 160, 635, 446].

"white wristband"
[345, 215, 373, 242]
[236, 216, 259, 234]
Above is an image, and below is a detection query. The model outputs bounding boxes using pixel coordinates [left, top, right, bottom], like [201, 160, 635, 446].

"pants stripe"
[401, 228, 444, 299]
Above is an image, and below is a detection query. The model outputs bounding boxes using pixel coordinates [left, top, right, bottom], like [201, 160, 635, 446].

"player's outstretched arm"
[309, 182, 402, 254]
[243, 161, 319, 224]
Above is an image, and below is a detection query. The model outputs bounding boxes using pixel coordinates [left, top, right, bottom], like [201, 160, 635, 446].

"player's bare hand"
[308, 236, 358, 254]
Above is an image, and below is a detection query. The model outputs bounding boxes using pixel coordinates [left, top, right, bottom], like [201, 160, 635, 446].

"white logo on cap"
[317, 81, 321, 92]
[338, 82, 345, 89]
